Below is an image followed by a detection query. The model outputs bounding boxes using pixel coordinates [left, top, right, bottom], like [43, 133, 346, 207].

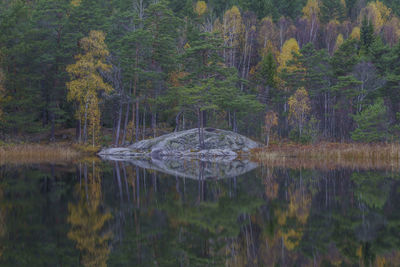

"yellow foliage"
[184, 42, 191, 50]
[70, 0, 81, 7]
[302, 0, 320, 21]
[87, 94, 101, 146]
[194, 1, 207, 16]
[360, 1, 392, 32]
[264, 111, 278, 132]
[213, 18, 222, 33]
[288, 188, 311, 224]
[260, 40, 279, 59]
[288, 87, 311, 134]
[278, 38, 300, 72]
[334, 33, 344, 52]
[68, 163, 112, 267]
[222, 6, 243, 46]
[375, 256, 386, 267]
[350, 26, 361, 40]
[274, 187, 311, 251]
[66, 30, 113, 146]
[282, 228, 303, 251]
[262, 168, 278, 200]
[258, 17, 278, 52]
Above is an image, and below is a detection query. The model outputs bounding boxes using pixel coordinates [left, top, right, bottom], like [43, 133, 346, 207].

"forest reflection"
[0, 161, 399, 266]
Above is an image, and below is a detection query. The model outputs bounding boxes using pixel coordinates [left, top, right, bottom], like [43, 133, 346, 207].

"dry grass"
[252, 142, 400, 170]
[0, 143, 82, 165]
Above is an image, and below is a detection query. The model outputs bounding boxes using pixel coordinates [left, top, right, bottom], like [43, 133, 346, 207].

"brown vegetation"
[252, 142, 400, 170]
[0, 143, 82, 165]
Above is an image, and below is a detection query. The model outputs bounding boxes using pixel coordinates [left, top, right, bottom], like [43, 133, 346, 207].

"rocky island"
[99, 128, 260, 161]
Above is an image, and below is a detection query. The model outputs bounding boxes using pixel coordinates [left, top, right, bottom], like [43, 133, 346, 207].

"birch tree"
[66, 30, 113, 146]
[288, 87, 311, 136]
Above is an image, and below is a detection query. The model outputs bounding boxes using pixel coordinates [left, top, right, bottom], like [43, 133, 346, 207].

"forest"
[1, 0, 400, 146]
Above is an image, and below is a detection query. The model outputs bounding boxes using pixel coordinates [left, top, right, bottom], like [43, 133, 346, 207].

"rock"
[99, 128, 260, 160]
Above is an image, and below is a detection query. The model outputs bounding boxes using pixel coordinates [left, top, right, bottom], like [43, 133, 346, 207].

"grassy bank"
[0, 143, 98, 165]
[252, 142, 400, 170]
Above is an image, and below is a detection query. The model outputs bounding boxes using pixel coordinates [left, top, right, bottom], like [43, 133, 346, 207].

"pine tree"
[351, 98, 389, 142]
[0, 1, 43, 134]
[331, 38, 359, 76]
[179, 30, 262, 147]
[320, 0, 346, 24]
[253, 51, 278, 106]
[383, 40, 400, 118]
[360, 16, 375, 52]
[0, 50, 5, 121]
[30, 0, 74, 140]
[178, 31, 234, 147]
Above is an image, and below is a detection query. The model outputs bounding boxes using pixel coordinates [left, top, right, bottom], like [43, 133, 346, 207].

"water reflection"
[0, 162, 398, 266]
[109, 157, 258, 179]
[68, 162, 112, 267]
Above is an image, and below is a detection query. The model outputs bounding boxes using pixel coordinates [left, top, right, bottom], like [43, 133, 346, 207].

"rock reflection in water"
[104, 157, 258, 180]
[0, 163, 400, 266]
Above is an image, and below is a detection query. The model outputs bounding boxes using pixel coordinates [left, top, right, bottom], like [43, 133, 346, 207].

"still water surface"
[0, 158, 399, 266]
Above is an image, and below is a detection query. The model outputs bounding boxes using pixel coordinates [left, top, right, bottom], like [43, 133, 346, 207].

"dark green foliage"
[331, 39, 360, 76]
[257, 52, 277, 89]
[320, 0, 346, 24]
[1, 0, 400, 143]
[360, 16, 375, 52]
[351, 98, 390, 142]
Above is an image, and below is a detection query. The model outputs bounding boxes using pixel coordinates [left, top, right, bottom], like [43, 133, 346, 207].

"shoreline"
[252, 142, 400, 170]
[1, 141, 400, 169]
[0, 143, 97, 165]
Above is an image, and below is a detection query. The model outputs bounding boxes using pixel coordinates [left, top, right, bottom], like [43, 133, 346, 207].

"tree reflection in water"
[107, 162, 400, 266]
[0, 162, 398, 266]
[67, 161, 112, 267]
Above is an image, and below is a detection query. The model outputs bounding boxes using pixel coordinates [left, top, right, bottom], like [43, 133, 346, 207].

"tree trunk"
[175, 111, 182, 132]
[324, 92, 328, 137]
[131, 47, 139, 143]
[135, 101, 139, 143]
[115, 97, 123, 146]
[202, 110, 207, 128]
[152, 111, 156, 138]
[83, 101, 89, 144]
[50, 110, 55, 142]
[182, 114, 185, 130]
[76, 119, 81, 143]
[92, 119, 95, 147]
[197, 108, 202, 149]
[233, 111, 237, 133]
[200, 110, 205, 149]
[112, 110, 117, 144]
[131, 97, 135, 143]
[142, 105, 146, 140]
[122, 102, 130, 145]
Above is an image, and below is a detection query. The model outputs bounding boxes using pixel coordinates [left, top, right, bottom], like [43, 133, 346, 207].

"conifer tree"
[351, 98, 389, 142]
[320, 0, 346, 24]
[360, 16, 375, 51]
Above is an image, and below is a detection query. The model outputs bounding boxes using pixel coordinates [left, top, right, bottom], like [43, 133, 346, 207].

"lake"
[0, 158, 399, 266]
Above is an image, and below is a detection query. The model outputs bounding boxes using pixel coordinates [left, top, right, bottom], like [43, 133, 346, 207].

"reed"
[252, 142, 400, 170]
[0, 143, 81, 165]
